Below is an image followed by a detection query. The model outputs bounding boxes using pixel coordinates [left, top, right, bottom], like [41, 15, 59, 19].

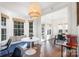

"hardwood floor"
[40, 39, 61, 57]
[24, 39, 77, 57]
[23, 39, 61, 57]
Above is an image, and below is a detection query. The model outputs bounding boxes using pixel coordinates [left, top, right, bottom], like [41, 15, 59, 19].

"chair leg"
[73, 49, 77, 57]
[66, 48, 71, 57]
[54, 39, 55, 45]
[69, 48, 77, 57]
[75, 47, 77, 57]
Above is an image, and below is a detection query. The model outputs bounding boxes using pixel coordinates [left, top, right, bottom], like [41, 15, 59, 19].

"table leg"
[61, 45, 63, 57]
[25, 42, 37, 55]
[30, 42, 32, 48]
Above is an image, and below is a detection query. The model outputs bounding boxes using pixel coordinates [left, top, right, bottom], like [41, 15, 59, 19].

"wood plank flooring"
[24, 39, 61, 57]
[40, 39, 61, 57]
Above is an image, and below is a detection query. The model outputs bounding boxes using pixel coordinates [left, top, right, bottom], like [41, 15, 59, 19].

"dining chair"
[1, 39, 12, 56]
[66, 35, 77, 57]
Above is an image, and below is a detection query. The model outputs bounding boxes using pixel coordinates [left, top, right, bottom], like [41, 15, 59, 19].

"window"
[41, 24, 45, 39]
[47, 29, 51, 35]
[14, 21, 24, 36]
[59, 29, 63, 33]
[1, 28, 6, 41]
[1, 17, 6, 26]
[29, 22, 33, 37]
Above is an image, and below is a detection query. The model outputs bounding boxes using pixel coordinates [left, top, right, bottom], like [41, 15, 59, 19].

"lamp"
[28, 2, 41, 20]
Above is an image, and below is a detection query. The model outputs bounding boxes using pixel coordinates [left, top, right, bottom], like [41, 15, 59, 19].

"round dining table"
[21, 37, 40, 55]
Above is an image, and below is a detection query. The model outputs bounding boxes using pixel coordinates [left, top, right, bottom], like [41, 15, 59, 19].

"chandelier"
[28, 2, 41, 20]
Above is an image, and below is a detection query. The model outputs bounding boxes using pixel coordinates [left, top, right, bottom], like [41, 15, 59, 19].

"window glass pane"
[18, 25, 20, 28]
[14, 25, 17, 28]
[14, 21, 24, 36]
[1, 29, 6, 41]
[18, 22, 20, 24]
[4, 22, 6, 26]
[1, 17, 6, 26]
[29, 22, 33, 36]
[22, 24, 24, 28]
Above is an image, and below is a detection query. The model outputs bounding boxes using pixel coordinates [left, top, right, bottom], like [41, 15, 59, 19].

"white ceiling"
[0, 2, 68, 18]
[41, 7, 69, 24]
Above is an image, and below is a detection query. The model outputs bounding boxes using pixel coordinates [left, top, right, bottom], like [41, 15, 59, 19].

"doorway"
[41, 7, 69, 41]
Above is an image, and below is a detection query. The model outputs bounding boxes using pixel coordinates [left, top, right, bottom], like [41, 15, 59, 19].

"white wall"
[77, 26, 79, 56]
[37, 18, 41, 40]
[67, 3, 77, 34]
[0, 12, 1, 46]
[33, 20, 38, 37]
[33, 18, 41, 39]
[24, 21, 29, 37]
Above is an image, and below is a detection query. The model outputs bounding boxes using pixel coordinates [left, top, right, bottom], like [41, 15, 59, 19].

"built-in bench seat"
[0, 41, 30, 57]
[0, 35, 30, 57]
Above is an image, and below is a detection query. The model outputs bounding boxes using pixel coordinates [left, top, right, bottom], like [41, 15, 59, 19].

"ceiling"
[0, 2, 69, 18]
[41, 7, 69, 24]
